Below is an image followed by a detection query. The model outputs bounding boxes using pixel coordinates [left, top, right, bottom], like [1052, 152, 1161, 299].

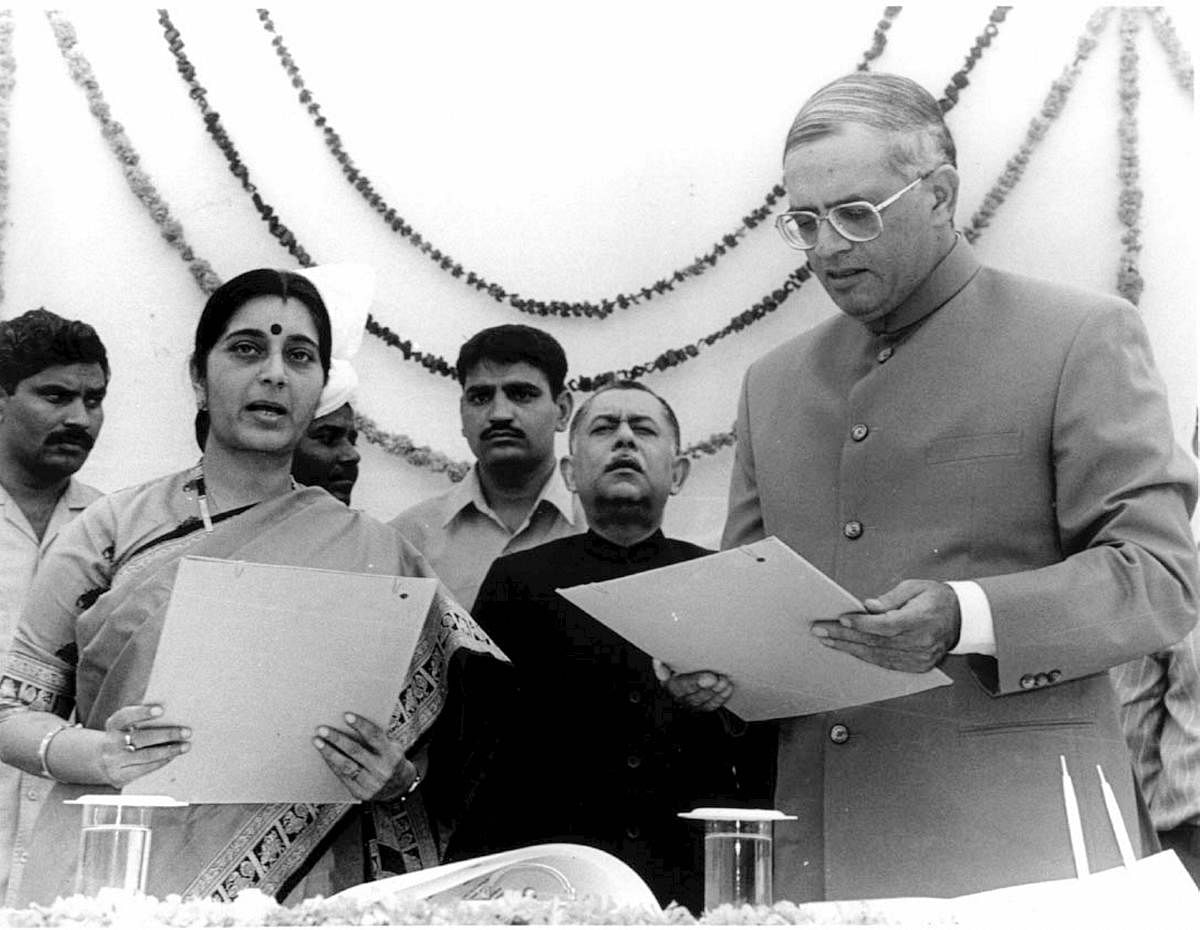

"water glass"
[67, 795, 185, 897]
[680, 807, 795, 911]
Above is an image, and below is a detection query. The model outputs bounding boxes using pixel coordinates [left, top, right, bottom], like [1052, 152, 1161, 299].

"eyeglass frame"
[774, 167, 940, 251]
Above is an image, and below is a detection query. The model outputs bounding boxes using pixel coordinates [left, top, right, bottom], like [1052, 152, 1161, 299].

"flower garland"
[856, 6, 902, 71]
[939, 7, 1010, 112]
[45, 11, 222, 295]
[355, 411, 470, 482]
[253, 6, 916, 321]
[157, 9, 313, 270]
[255, 7, 790, 321]
[0, 9, 15, 307]
[1145, 6, 1193, 93]
[1116, 8, 1144, 306]
[962, 7, 1112, 243]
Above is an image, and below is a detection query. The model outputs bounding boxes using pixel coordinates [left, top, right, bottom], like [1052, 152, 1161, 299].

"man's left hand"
[662, 668, 734, 711]
[811, 579, 961, 673]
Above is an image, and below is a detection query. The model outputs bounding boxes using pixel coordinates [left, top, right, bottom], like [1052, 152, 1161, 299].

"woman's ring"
[124, 730, 136, 752]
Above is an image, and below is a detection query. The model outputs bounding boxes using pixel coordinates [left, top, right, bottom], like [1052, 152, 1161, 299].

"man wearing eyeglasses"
[721, 72, 1198, 902]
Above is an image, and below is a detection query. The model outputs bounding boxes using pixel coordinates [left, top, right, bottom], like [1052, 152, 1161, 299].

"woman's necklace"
[195, 461, 215, 532]
[194, 458, 298, 533]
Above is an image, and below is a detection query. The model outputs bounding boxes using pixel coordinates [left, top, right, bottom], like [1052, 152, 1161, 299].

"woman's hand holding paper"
[102, 703, 192, 788]
[313, 712, 419, 802]
[664, 669, 734, 711]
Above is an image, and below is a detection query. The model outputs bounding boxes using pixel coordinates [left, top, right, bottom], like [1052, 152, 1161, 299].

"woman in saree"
[0, 268, 506, 905]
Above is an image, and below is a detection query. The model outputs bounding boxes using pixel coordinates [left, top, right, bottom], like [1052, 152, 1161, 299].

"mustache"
[605, 457, 643, 473]
[45, 427, 95, 450]
[481, 426, 525, 440]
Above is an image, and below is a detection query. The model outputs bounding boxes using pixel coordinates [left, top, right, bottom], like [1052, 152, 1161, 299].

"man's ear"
[560, 455, 577, 494]
[554, 390, 574, 432]
[669, 454, 691, 495]
[928, 164, 960, 228]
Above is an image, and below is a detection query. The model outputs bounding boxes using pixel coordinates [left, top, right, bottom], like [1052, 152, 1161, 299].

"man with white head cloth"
[290, 264, 371, 506]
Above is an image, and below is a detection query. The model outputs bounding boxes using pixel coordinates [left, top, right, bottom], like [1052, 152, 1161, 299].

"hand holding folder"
[557, 536, 951, 721]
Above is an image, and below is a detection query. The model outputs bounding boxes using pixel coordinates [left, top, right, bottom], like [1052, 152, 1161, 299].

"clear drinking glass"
[679, 807, 795, 912]
[67, 795, 186, 897]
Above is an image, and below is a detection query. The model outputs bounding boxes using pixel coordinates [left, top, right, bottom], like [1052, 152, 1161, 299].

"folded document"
[557, 536, 951, 720]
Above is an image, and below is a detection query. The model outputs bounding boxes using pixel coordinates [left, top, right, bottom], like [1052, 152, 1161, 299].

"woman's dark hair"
[191, 269, 332, 449]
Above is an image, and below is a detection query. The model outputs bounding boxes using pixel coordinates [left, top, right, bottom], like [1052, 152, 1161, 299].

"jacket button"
[829, 724, 850, 744]
[628, 690, 642, 704]
[1035, 672, 1050, 687]
[626, 754, 642, 769]
[1019, 674, 1036, 689]
[1048, 669, 1062, 683]
[876, 346, 894, 363]
[850, 423, 869, 442]
[626, 825, 642, 839]
[843, 520, 863, 540]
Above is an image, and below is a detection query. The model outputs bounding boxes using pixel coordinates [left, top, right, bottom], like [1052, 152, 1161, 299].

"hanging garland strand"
[0, 10, 15, 307]
[857, 7, 902, 71]
[1116, 8, 1144, 305]
[939, 8, 1010, 112]
[1144, 7, 1193, 93]
[157, 10, 313, 269]
[963, 8, 1112, 243]
[252, 6, 914, 321]
[45, 12, 222, 295]
[154, 7, 818, 389]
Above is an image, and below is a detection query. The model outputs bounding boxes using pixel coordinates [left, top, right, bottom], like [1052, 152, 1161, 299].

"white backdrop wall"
[1, 3, 1195, 548]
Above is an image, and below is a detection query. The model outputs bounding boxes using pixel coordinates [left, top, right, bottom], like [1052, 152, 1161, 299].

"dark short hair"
[456, 325, 568, 397]
[569, 379, 681, 452]
[783, 72, 957, 174]
[190, 269, 333, 449]
[0, 308, 109, 394]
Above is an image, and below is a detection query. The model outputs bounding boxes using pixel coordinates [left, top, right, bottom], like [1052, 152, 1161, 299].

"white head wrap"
[293, 263, 375, 419]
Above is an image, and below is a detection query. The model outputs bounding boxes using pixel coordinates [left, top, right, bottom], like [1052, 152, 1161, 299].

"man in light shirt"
[721, 72, 1198, 901]
[390, 325, 583, 610]
[0, 309, 108, 906]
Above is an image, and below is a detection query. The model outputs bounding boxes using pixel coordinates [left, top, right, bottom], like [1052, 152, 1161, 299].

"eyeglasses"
[775, 168, 937, 250]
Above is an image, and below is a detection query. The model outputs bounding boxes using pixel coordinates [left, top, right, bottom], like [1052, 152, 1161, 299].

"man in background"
[391, 324, 583, 609]
[0, 309, 109, 906]
[292, 403, 360, 506]
[1114, 625, 1200, 884]
[451, 381, 771, 911]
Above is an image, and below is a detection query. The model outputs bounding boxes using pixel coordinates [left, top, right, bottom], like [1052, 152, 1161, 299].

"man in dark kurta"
[450, 382, 772, 911]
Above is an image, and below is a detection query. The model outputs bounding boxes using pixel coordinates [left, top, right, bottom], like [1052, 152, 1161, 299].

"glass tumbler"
[679, 807, 795, 912]
[67, 795, 185, 897]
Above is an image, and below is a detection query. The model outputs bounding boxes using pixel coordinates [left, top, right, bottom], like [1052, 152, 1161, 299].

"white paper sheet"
[127, 556, 436, 803]
[557, 536, 950, 721]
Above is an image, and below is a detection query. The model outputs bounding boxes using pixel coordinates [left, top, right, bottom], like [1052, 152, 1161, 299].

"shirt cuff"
[946, 580, 996, 656]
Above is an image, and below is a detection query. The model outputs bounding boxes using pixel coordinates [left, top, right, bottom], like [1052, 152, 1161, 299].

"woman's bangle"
[37, 721, 80, 780]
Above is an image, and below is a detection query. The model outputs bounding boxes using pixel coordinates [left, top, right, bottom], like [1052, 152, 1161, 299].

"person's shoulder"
[388, 488, 455, 537]
[663, 537, 715, 561]
[977, 264, 1134, 325]
[744, 311, 849, 380]
[492, 534, 583, 577]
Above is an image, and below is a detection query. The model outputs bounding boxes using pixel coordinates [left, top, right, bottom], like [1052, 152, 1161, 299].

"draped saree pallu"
[0, 482, 504, 904]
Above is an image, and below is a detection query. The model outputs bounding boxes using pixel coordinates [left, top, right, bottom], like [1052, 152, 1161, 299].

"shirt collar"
[865, 234, 982, 335]
[583, 528, 668, 563]
[0, 476, 96, 513]
[440, 462, 581, 528]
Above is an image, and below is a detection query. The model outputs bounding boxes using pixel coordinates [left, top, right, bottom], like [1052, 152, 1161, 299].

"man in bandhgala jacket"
[452, 381, 774, 911]
[722, 72, 1199, 902]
